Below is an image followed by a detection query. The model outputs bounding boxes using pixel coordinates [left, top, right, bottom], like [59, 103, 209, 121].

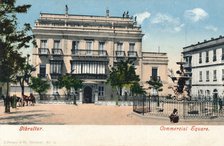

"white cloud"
[205, 25, 218, 32]
[184, 8, 208, 22]
[134, 11, 151, 25]
[151, 13, 184, 32]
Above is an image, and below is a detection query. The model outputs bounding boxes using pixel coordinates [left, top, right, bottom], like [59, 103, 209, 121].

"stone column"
[95, 90, 98, 102]
[79, 89, 83, 103]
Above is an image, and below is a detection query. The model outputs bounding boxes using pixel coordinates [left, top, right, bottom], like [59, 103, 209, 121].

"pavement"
[0, 102, 224, 125]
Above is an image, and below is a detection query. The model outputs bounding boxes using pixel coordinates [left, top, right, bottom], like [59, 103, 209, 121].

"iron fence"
[133, 96, 224, 119]
[32, 94, 80, 103]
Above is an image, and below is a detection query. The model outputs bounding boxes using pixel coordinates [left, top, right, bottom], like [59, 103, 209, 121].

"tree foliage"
[0, 0, 35, 96]
[107, 60, 140, 95]
[147, 77, 163, 95]
[57, 74, 83, 97]
[16, 55, 36, 96]
[29, 76, 50, 100]
[130, 82, 146, 95]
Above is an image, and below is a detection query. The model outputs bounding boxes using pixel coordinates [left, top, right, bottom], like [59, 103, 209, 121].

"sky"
[16, 0, 224, 71]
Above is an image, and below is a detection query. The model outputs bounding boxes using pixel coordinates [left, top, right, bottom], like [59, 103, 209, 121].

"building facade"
[32, 9, 168, 103]
[183, 36, 224, 98]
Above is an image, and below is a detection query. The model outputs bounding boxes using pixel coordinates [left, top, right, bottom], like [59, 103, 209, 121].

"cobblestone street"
[1, 101, 224, 125]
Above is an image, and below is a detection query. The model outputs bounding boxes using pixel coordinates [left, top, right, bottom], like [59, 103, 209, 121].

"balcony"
[38, 48, 49, 56]
[72, 74, 107, 80]
[128, 51, 138, 58]
[50, 73, 62, 80]
[37, 73, 48, 78]
[183, 63, 192, 70]
[71, 49, 108, 62]
[116, 51, 125, 57]
[52, 48, 63, 56]
[72, 49, 107, 56]
[150, 76, 161, 81]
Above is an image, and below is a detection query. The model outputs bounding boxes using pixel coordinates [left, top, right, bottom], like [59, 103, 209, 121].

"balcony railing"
[38, 73, 48, 78]
[183, 63, 192, 69]
[52, 48, 63, 56]
[115, 51, 125, 57]
[71, 49, 108, 57]
[73, 74, 107, 80]
[150, 76, 161, 81]
[50, 73, 62, 79]
[38, 48, 49, 56]
[128, 51, 138, 58]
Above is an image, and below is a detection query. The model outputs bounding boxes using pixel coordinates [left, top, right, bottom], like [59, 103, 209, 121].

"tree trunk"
[39, 93, 43, 100]
[5, 81, 10, 113]
[21, 83, 25, 97]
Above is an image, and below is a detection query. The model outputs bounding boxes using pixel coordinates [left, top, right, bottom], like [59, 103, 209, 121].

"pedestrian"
[219, 98, 223, 111]
[169, 108, 179, 123]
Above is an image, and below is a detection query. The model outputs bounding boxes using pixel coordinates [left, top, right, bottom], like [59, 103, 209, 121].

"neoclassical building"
[183, 36, 224, 98]
[32, 9, 168, 103]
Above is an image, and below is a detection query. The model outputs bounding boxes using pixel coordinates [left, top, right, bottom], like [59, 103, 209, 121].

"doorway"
[83, 86, 92, 103]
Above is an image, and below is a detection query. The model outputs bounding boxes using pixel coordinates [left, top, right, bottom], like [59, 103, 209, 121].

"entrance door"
[83, 86, 92, 103]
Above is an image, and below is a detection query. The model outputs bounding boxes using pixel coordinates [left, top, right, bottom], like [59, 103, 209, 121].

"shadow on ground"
[0, 112, 64, 125]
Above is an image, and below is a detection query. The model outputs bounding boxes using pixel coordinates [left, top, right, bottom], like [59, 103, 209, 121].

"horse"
[22, 94, 36, 106]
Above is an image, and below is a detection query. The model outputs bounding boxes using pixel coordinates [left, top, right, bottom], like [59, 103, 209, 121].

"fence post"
[183, 99, 186, 119]
[143, 95, 145, 115]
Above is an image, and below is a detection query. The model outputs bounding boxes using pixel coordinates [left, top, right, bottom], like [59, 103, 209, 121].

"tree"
[107, 60, 140, 104]
[29, 77, 50, 100]
[147, 77, 163, 106]
[0, 1, 35, 112]
[16, 54, 36, 97]
[130, 82, 146, 96]
[57, 74, 83, 104]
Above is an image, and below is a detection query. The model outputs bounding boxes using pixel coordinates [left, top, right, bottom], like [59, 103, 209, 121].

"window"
[213, 49, 217, 61]
[206, 51, 209, 62]
[117, 42, 123, 56]
[72, 41, 79, 54]
[40, 40, 48, 54]
[39, 65, 46, 77]
[129, 43, 135, 56]
[40, 40, 47, 48]
[206, 71, 209, 82]
[222, 69, 224, 81]
[54, 40, 60, 48]
[199, 71, 202, 82]
[198, 90, 203, 97]
[205, 90, 210, 97]
[199, 52, 202, 63]
[129, 43, 135, 51]
[50, 61, 62, 74]
[86, 41, 93, 55]
[71, 61, 106, 74]
[99, 42, 105, 55]
[213, 70, 217, 81]
[151, 67, 159, 80]
[98, 86, 104, 97]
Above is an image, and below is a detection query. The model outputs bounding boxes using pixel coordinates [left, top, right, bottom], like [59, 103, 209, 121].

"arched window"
[213, 89, 218, 100]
